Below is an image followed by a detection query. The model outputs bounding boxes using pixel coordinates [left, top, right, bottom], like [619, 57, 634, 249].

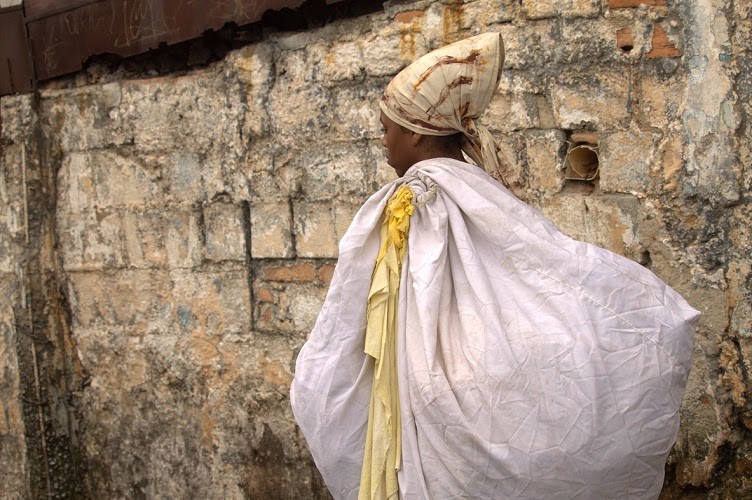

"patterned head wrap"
[380, 32, 511, 184]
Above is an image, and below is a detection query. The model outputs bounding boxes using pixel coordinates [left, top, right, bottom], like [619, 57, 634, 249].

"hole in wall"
[563, 130, 600, 184]
[564, 145, 599, 181]
[560, 130, 599, 194]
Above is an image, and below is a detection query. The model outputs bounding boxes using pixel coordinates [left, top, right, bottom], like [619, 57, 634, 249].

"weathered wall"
[0, 98, 30, 498]
[0, 0, 750, 497]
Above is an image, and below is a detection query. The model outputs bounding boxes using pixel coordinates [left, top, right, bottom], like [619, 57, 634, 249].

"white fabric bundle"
[291, 159, 699, 499]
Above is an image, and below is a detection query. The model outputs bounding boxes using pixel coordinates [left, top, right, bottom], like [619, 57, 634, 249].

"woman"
[291, 32, 699, 500]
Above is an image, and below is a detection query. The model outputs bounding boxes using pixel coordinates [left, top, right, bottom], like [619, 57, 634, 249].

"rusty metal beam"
[1, 0, 360, 95]
[0, 7, 33, 94]
[27, 0, 318, 81]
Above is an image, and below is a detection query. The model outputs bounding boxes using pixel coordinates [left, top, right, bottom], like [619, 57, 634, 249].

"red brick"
[318, 264, 336, 283]
[616, 28, 634, 52]
[394, 10, 424, 23]
[256, 287, 274, 303]
[261, 262, 316, 282]
[646, 25, 681, 58]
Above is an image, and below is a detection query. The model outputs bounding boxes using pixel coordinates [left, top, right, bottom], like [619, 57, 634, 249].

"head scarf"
[380, 32, 514, 186]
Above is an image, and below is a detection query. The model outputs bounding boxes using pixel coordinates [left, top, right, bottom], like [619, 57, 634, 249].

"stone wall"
[0, 0, 750, 497]
[0, 101, 30, 498]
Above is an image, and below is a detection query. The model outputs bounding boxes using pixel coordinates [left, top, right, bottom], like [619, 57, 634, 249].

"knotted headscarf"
[380, 32, 515, 187]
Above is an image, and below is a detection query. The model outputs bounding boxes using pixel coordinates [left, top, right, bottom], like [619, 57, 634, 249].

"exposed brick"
[256, 286, 274, 303]
[318, 263, 336, 283]
[394, 10, 424, 23]
[616, 28, 634, 52]
[646, 25, 681, 58]
[608, 0, 664, 7]
[260, 262, 316, 282]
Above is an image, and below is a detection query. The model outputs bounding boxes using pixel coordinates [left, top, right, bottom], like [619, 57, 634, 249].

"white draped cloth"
[291, 158, 700, 499]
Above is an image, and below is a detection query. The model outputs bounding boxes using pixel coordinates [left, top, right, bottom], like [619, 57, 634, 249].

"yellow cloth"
[359, 185, 414, 500]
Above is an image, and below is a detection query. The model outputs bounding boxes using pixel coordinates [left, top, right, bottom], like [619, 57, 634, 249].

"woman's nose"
[381, 135, 387, 148]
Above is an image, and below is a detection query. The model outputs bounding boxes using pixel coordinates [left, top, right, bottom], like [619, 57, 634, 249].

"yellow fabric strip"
[359, 185, 414, 500]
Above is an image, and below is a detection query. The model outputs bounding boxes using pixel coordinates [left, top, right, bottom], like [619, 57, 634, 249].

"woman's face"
[380, 111, 417, 177]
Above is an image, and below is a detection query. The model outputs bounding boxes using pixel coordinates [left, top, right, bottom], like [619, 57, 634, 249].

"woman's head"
[378, 32, 505, 178]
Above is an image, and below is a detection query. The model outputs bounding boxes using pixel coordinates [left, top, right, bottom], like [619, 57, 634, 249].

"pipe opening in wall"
[564, 144, 599, 182]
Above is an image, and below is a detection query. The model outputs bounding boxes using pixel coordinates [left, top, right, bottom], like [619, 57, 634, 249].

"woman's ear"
[409, 131, 422, 147]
